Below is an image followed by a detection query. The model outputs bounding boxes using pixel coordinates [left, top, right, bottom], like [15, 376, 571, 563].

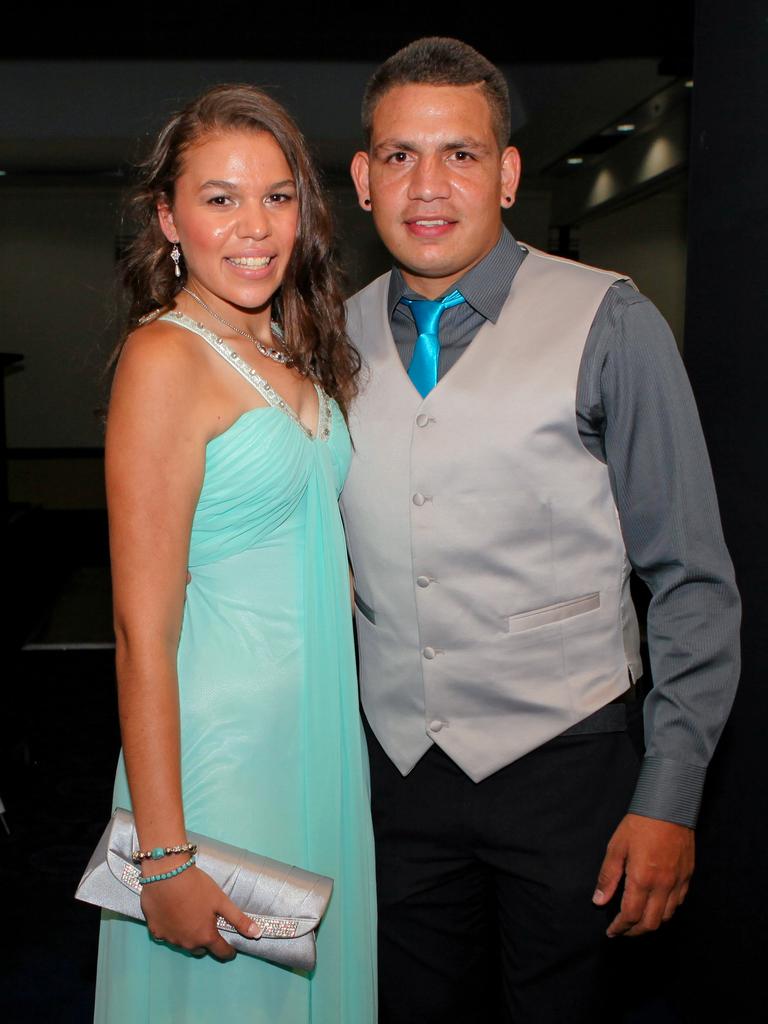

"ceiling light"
[616, 123, 636, 133]
[567, 156, 584, 166]
[685, 80, 694, 89]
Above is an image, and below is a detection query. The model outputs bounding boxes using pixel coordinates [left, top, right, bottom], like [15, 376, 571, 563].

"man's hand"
[592, 812, 694, 937]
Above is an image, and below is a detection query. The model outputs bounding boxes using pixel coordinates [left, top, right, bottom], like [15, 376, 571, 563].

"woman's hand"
[141, 864, 262, 960]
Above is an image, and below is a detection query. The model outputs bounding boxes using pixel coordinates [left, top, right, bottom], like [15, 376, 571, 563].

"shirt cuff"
[627, 756, 707, 828]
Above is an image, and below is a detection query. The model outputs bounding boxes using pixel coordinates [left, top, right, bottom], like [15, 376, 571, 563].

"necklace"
[181, 287, 291, 365]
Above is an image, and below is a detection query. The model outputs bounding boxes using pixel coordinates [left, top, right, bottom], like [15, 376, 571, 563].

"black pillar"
[680, 2, 768, 1019]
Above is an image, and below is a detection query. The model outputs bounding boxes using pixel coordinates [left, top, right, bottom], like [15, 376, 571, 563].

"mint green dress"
[95, 312, 377, 1023]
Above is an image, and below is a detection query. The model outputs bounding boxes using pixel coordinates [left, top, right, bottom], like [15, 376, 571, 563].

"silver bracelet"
[131, 841, 198, 863]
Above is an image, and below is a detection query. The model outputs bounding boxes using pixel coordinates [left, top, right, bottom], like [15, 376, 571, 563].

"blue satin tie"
[400, 289, 465, 397]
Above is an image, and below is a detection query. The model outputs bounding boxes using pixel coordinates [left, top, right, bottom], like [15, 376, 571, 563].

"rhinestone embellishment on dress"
[166, 311, 332, 441]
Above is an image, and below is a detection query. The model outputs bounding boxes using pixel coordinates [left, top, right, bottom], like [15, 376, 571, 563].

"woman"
[95, 85, 376, 1022]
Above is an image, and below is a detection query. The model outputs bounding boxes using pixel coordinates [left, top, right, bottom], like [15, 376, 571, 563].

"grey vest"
[340, 246, 642, 782]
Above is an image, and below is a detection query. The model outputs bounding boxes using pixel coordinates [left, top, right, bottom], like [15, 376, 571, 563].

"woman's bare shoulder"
[109, 313, 212, 430]
[118, 313, 204, 375]
[121, 315, 202, 364]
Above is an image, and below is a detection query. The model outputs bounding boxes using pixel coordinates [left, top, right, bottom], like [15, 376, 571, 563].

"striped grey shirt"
[387, 228, 740, 827]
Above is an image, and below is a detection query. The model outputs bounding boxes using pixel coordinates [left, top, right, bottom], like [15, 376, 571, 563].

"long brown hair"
[117, 83, 359, 413]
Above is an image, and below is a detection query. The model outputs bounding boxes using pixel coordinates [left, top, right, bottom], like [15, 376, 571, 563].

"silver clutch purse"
[75, 808, 333, 971]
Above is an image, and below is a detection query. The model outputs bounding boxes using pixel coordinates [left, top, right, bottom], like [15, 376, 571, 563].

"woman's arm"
[106, 324, 260, 957]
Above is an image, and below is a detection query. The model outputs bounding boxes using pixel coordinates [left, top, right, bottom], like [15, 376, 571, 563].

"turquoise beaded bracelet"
[138, 853, 196, 885]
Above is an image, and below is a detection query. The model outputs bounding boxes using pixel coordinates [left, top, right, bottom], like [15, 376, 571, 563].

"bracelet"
[138, 854, 197, 885]
[132, 841, 197, 863]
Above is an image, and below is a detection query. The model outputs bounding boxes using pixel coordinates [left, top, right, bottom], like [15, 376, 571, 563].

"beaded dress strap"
[159, 310, 331, 441]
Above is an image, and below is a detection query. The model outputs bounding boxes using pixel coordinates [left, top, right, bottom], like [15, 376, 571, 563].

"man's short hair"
[361, 37, 511, 151]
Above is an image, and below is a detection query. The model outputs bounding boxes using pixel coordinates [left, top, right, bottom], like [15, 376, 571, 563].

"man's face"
[351, 83, 520, 298]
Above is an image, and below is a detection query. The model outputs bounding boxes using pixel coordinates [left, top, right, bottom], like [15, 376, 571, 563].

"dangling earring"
[170, 243, 182, 279]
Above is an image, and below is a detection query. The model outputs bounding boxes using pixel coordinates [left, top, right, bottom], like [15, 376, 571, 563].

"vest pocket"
[506, 592, 600, 634]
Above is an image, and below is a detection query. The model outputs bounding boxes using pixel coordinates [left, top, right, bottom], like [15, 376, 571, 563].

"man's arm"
[577, 283, 741, 934]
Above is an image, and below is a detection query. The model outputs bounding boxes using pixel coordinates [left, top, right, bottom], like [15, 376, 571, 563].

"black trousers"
[366, 715, 643, 1024]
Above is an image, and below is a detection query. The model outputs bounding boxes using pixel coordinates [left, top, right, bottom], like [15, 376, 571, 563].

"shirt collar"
[387, 227, 527, 323]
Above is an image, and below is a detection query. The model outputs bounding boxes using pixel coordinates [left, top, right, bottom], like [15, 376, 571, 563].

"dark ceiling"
[3, 3, 694, 70]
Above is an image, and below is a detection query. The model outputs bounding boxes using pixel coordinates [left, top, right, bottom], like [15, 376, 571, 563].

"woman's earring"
[170, 243, 182, 278]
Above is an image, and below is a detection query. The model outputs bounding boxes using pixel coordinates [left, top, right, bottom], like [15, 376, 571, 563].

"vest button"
[416, 413, 430, 427]
[412, 492, 426, 507]
[422, 646, 436, 659]
[416, 575, 430, 588]
[428, 719, 444, 732]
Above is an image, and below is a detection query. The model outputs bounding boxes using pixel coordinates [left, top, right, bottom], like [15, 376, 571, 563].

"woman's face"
[158, 129, 299, 316]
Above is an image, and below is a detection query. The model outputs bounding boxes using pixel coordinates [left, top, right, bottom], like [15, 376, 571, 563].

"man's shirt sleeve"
[577, 282, 741, 827]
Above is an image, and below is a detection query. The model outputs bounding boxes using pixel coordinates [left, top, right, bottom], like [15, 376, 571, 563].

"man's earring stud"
[364, 198, 371, 207]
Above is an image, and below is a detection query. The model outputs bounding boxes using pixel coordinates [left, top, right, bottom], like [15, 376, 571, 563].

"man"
[340, 37, 740, 1023]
